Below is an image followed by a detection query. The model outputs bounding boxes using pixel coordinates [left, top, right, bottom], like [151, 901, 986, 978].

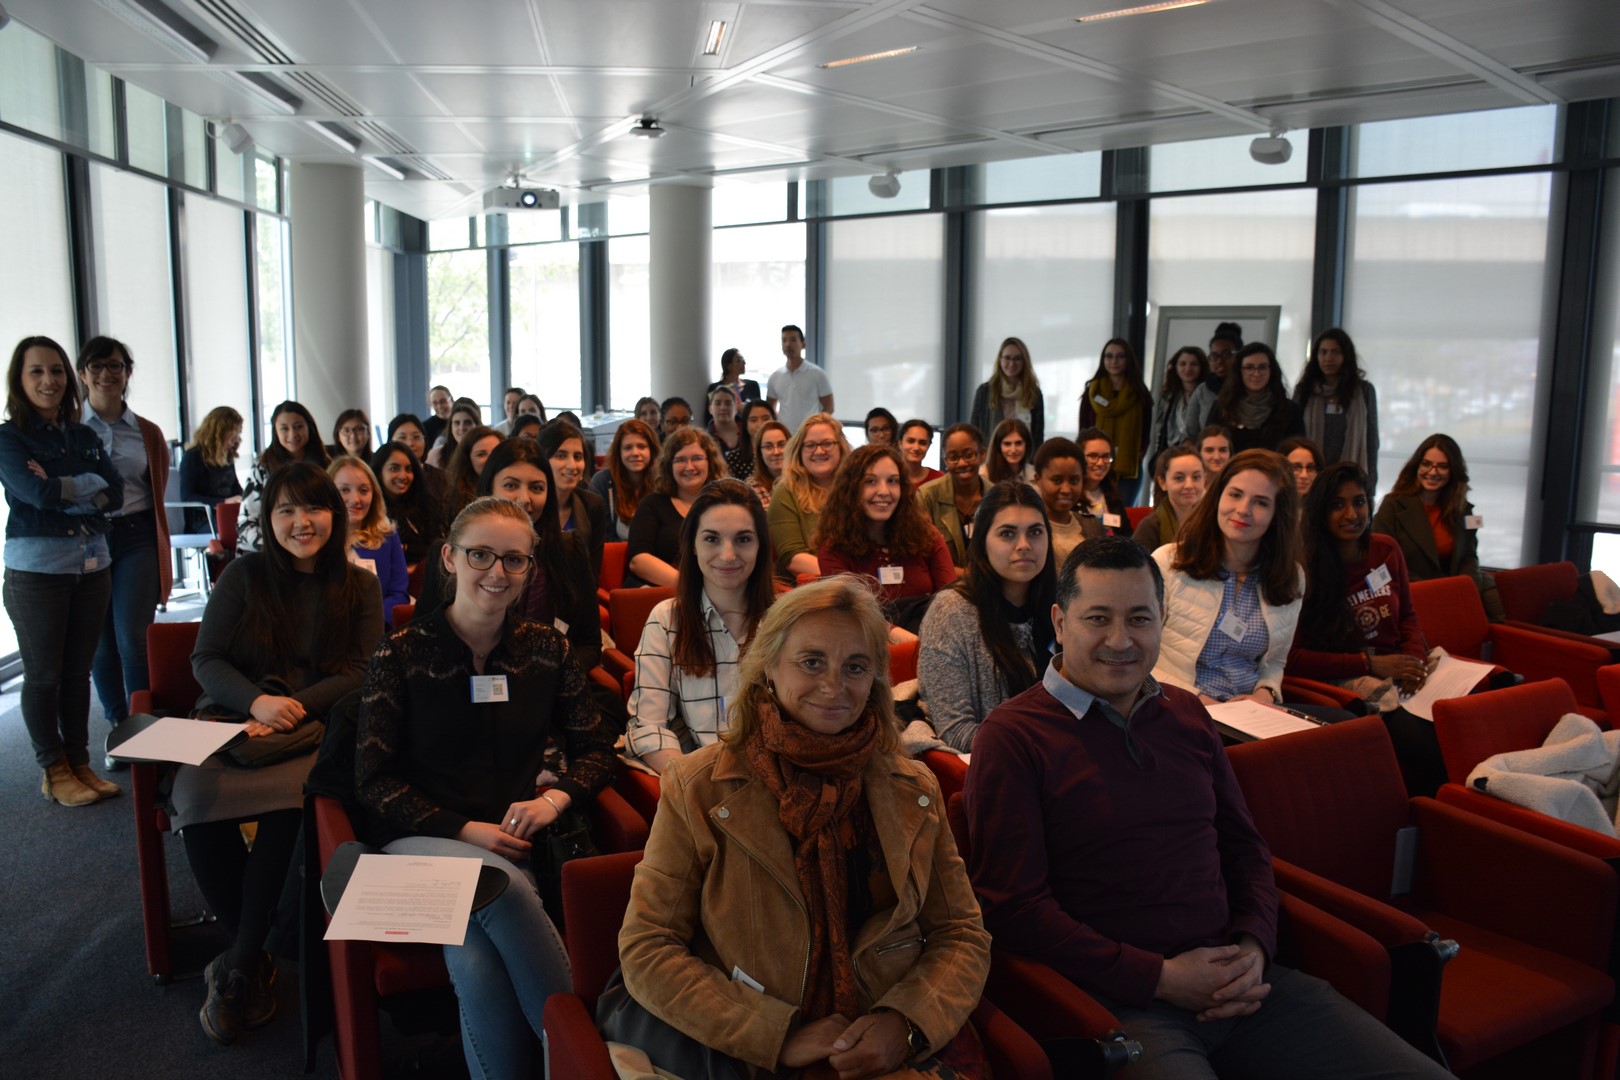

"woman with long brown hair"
[1079, 338, 1152, 504]
[766, 412, 849, 580]
[625, 427, 727, 588]
[589, 418, 659, 540]
[968, 335, 1044, 446]
[1211, 343, 1304, 455]
[746, 417, 790, 510]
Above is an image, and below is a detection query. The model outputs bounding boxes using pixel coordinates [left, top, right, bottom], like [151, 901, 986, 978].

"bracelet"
[539, 791, 563, 816]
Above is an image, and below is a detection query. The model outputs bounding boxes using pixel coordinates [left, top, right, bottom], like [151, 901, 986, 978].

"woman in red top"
[815, 443, 954, 642]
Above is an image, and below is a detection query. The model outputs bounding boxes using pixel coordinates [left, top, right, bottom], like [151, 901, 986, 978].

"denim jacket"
[0, 418, 124, 538]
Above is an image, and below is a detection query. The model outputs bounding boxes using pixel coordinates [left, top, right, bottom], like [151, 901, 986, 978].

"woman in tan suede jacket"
[612, 575, 991, 1078]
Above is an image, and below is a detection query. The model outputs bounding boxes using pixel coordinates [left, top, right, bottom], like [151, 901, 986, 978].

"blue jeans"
[3, 566, 112, 767]
[384, 835, 572, 1080]
[92, 511, 161, 722]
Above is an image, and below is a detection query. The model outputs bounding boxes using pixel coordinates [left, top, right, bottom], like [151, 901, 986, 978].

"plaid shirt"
[624, 591, 744, 759]
[1192, 571, 1269, 700]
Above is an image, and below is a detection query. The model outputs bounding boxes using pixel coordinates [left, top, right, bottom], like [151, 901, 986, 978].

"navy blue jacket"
[0, 417, 123, 538]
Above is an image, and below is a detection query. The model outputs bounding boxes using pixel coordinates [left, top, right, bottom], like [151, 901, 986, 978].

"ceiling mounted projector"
[867, 171, 901, 199]
[484, 187, 560, 212]
[1249, 129, 1293, 165]
[629, 117, 665, 138]
[215, 119, 253, 155]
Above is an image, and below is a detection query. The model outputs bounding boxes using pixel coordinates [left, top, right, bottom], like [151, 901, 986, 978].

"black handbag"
[595, 968, 750, 1080]
[534, 805, 599, 928]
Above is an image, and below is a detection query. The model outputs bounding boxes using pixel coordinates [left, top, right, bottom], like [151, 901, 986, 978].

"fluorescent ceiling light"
[95, 0, 217, 63]
[364, 156, 406, 181]
[218, 69, 302, 115]
[818, 46, 919, 70]
[305, 120, 361, 154]
[702, 20, 726, 56]
[1076, 0, 1206, 21]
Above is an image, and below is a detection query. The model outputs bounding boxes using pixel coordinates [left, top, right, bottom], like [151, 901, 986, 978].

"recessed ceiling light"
[1076, 0, 1207, 22]
[702, 20, 727, 56]
[818, 46, 919, 70]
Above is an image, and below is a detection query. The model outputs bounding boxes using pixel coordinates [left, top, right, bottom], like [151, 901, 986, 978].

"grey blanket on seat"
[1467, 713, 1620, 836]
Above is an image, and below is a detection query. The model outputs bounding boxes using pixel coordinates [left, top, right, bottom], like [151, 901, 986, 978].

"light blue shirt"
[1043, 654, 1164, 762]
[81, 403, 152, 517]
[1192, 571, 1269, 700]
[5, 533, 110, 575]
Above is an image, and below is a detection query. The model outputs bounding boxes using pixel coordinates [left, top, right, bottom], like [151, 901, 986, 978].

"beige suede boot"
[41, 759, 99, 806]
[71, 763, 121, 798]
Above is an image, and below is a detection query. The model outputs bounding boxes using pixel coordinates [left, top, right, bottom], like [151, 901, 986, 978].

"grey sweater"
[917, 588, 1035, 752]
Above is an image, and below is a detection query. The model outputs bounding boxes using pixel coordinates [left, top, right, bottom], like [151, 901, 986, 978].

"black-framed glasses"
[453, 545, 533, 574]
[1417, 462, 1451, 474]
[86, 361, 128, 376]
[1084, 452, 1115, 464]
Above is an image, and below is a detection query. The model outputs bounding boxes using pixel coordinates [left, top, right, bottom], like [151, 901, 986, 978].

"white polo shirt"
[767, 360, 833, 432]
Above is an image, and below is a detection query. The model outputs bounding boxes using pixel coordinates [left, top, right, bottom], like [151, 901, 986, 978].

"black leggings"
[180, 809, 302, 970]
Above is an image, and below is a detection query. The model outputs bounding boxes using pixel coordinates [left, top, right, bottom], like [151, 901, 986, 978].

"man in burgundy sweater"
[964, 538, 1447, 1079]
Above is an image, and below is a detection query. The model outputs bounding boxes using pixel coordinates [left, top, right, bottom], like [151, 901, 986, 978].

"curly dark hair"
[812, 443, 937, 561]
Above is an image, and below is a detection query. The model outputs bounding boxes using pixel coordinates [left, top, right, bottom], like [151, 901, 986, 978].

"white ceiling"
[11, 0, 1620, 222]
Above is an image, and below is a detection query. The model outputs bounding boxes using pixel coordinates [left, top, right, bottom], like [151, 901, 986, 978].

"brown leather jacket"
[618, 740, 991, 1071]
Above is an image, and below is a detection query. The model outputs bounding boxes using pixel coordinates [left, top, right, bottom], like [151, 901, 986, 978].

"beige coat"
[618, 740, 991, 1071]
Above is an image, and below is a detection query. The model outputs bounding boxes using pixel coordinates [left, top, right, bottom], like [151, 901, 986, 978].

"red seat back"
[216, 500, 240, 550]
[608, 586, 674, 645]
[921, 751, 968, 803]
[1494, 561, 1579, 625]
[561, 851, 644, 1009]
[1432, 679, 1579, 786]
[888, 639, 918, 684]
[1226, 716, 1411, 900]
[393, 603, 415, 627]
[599, 541, 629, 594]
[1126, 505, 1152, 529]
[1408, 575, 1487, 659]
[145, 621, 203, 715]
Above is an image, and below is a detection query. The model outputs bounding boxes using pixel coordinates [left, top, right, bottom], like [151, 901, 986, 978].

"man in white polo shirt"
[766, 324, 834, 432]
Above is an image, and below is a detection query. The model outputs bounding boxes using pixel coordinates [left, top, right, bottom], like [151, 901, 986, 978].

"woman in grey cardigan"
[918, 482, 1056, 751]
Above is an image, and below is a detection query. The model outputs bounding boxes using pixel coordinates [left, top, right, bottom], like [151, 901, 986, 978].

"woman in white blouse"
[623, 478, 776, 773]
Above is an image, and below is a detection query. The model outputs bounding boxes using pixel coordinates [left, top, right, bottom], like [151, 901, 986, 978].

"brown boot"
[70, 763, 121, 799]
[41, 760, 99, 806]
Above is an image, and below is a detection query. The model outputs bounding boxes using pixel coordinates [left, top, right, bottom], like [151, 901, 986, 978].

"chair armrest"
[1281, 676, 1363, 709]
[596, 587, 611, 607]
[312, 794, 359, 867]
[1503, 621, 1620, 657]
[969, 997, 1052, 1080]
[1489, 624, 1610, 706]
[129, 690, 155, 715]
[589, 785, 648, 854]
[612, 766, 662, 830]
[601, 648, 634, 684]
[1435, 784, 1620, 861]
[1412, 796, 1617, 967]
[1270, 857, 1432, 947]
[984, 949, 1123, 1042]
[542, 993, 617, 1080]
[1275, 890, 1390, 1020]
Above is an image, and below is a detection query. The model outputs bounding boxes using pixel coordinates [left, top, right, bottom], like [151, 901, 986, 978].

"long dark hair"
[1088, 338, 1151, 403]
[957, 481, 1057, 696]
[1160, 346, 1208, 406]
[1298, 461, 1372, 648]
[6, 336, 81, 429]
[986, 418, 1034, 483]
[444, 424, 501, 514]
[477, 436, 585, 615]
[330, 408, 373, 458]
[234, 462, 369, 676]
[1213, 343, 1292, 442]
[671, 478, 775, 678]
[1171, 448, 1301, 607]
[1294, 328, 1364, 409]
[261, 400, 330, 472]
[369, 441, 439, 534]
[606, 419, 660, 525]
[1075, 426, 1124, 511]
[1388, 433, 1472, 522]
[441, 401, 481, 460]
[813, 443, 936, 560]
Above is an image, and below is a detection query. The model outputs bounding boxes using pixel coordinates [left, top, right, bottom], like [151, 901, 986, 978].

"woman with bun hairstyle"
[1205, 322, 1243, 392]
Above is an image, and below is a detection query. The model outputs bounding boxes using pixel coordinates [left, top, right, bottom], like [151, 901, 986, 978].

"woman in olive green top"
[766, 413, 849, 581]
[917, 423, 989, 569]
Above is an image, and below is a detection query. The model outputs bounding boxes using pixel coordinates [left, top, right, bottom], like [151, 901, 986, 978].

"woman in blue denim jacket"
[0, 336, 123, 806]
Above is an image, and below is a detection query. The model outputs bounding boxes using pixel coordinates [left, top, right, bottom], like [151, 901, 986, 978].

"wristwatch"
[899, 1012, 927, 1057]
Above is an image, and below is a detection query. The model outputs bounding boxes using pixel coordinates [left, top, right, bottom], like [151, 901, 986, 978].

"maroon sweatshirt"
[1287, 533, 1427, 681]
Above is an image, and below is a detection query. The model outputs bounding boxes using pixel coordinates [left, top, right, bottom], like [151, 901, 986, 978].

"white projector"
[483, 187, 560, 212]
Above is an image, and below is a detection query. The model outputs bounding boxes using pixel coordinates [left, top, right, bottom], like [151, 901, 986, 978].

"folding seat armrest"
[969, 998, 1055, 1080]
[1280, 675, 1364, 710]
[542, 994, 616, 1080]
[1270, 857, 1432, 947]
[1436, 785, 1620, 862]
[589, 785, 649, 854]
[601, 648, 634, 684]
[1503, 621, 1620, 657]
[1412, 797, 1617, 966]
[1489, 624, 1609, 702]
[1276, 890, 1391, 1021]
[984, 950, 1124, 1041]
[129, 690, 155, 715]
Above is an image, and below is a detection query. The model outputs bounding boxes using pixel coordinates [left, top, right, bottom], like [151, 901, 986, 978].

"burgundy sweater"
[817, 526, 956, 604]
[963, 670, 1279, 1007]
[1287, 533, 1427, 681]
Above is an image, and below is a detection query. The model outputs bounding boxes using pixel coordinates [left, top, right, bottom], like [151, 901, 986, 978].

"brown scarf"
[743, 696, 882, 1021]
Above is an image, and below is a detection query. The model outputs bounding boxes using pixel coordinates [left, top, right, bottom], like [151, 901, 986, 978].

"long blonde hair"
[327, 456, 395, 550]
[778, 412, 851, 514]
[723, 574, 899, 753]
[191, 405, 243, 469]
[988, 336, 1040, 414]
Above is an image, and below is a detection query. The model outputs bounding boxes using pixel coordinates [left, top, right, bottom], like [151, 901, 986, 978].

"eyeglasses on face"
[1417, 461, 1451, 474]
[86, 361, 127, 376]
[944, 449, 981, 464]
[802, 439, 839, 454]
[1084, 452, 1115, 464]
[453, 545, 533, 574]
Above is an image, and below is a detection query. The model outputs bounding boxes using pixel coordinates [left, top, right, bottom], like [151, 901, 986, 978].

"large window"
[91, 165, 180, 435]
[255, 213, 291, 440]
[1348, 105, 1559, 179]
[967, 203, 1116, 438]
[824, 215, 945, 422]
[1580, 168, 1620, 575]
[366, 244, 396, 437]
[427, 249, 492, 411]
[0, 131, 76, 362]
[1148, 132, 1309, 193]
[183, 197, 252, 442]
[1344, 173, 1553, 567]
[712, 223, 806, 389]
[510, 242, 583, 413]
[607, 236, 651, 410]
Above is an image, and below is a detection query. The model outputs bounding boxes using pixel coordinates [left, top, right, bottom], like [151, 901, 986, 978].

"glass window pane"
[819, 171, 930, 216]
[713, 181, 788, 227]
[214, 135, 248, 203]
[429, 218, 471, 251]
[427, 249, 491, 409]
[0, 24, 63, 140]
[124, 82, 168, 175]
[1145, 187, 1316, 402]
[91, 164, 180, 435]
[608, 235, 651, 409]
[1344, 173, 1553, 567]
[712, 223, 806, 391]
[366, 244, 395, 437]
[824, 215, 944, 422]
[1349, 105, 1559, 179]
[609, 194, 650, 236]
[174, 107, 207, 188]
[183, 197, 252, 443]
[967, 204, 1116, 439]
[255, 213, 291, 446]
[511, 242, 583, 413]
[0, 129, 76, 372]
[1577, 169, 1620, 528]
[507, 210, 562, 245]
[1148, 131, 1308, 193]
[254, 152, 278, 211]
[82, 66, 117, 158]
[962, 152, 1103, 206]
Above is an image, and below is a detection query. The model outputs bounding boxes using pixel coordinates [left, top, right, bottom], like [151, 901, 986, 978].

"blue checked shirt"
[1192, 571, 1269, 700]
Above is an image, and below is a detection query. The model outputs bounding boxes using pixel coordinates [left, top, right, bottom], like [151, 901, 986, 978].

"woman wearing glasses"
[767, 412, 849, 581]
[917, 423, 991, 568]
[1075, 426, 1132, 539]
[1373, 435, 1506, 621]
[1210, 343, 1304, 455]
[626, 427, 727, 589]
[356, 496, 616, 1080]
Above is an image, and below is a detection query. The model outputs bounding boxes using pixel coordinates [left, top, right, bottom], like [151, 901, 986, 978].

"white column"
[649, 183, 712, 404]
[287, 163, 368, 431]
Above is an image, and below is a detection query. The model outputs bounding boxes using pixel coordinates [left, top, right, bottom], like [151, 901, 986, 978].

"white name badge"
[1326, 403, 1344, 415]
[963, 522, 974, 539]
[356, 557, 377, 576]
[1464, 515, 1483, 530]
[1093, 395, 1110, 408]
[553, 617, 570, 635]
[1366, 563, 1393, 593]
[1218, 612, 1248, 641]
[878, 565, 904, 585]
[731, 965, 765, 993]
[470, 674, 509, 703]
[83, 556, 98, 573]
[1103, 513, 1122, 529]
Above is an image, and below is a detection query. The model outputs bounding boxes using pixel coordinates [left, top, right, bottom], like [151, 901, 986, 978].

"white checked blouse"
[624, 591, 744, 760]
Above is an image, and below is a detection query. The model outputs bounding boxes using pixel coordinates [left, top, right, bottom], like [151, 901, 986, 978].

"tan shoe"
[71, 763, 121, 799]
[41, 760, 99, 806]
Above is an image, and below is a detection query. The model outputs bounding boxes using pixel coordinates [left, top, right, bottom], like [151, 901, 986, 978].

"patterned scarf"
[743, 696, 881, 1021]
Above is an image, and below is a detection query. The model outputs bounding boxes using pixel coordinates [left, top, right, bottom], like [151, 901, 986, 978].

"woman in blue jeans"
[0, 335, 123, 805]
[355, 495, 616, 1079]
[74, 337, 173, 760]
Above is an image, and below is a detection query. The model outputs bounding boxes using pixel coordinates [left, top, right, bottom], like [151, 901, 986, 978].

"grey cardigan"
[917, 588, 1034, 752]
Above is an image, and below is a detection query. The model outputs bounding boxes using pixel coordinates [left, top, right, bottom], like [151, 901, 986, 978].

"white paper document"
[324, 854, 482, 946]
[1398, 654, 1495, 721]
[1206, 699, 1321, 740]
[1595, 630, 1620, 644]
[107, 716, 247, 766]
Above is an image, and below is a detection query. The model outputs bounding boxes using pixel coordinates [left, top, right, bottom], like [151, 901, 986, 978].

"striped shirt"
[624, 591, 745, 760]
[1192, 571, 1269, 700]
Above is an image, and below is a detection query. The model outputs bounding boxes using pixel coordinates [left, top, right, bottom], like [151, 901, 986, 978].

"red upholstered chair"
[1494, 561, 1620, 654]
[1227, 715, 1617, 1076]
[612, 764, 662, 829]
[206, 501, 240, 579]
[597, 541, 629, 605]
[921, 752, 968, 803]
[889, 638, 918, 684]
[541, 850, 1055, 1080]
[129, 620, 204, 983]
[1409, 575, 1611, 723]
[405, 558, 427, 602]
[1601, 664, 1620, 720]
[795, 572, 820, 588]
[390, 603, 414, 628]
[601, 586, 674, 684]
[1281, 674, 1365, 710]
[1125, 505, 1152, 529]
